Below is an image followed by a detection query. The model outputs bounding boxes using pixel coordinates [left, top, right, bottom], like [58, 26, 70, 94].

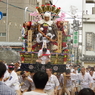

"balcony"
[86, 0, 95, 3]
[83, 14, 95, 22]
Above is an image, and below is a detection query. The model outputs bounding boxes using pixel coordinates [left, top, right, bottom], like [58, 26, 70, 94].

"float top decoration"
[20, 2, 71, 66]
[36, 4, 61, 20]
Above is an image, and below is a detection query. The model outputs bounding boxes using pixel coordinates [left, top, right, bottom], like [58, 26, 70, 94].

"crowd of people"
[0, 61, 95, 95]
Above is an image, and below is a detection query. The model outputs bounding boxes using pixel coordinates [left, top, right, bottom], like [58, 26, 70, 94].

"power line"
[61, 10, 74, 18]
[54, 0, 59, 5]
[0, 0, 75, 18]
[0, 1, 33, 12]
[5, 2, 38, 5]
[53, 0, 73, 17]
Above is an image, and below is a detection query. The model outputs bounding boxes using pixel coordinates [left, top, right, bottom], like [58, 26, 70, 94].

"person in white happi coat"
[89, 67, 95, 92]
[71, 65, 78, 74]
[19, 71, 31, 93]
[78, 67, 93, 90]
[4, 64, 21, 95]
[44, 68, 59, 95]
[3, 68, 10, 82]
[37, 48, 51, 64]
[36, 41, 51, 65]
[36, 41, 51, 70]
[71, 69, 79, 95]
[28, 70, 35, 91]
[59, 69, 75, 95]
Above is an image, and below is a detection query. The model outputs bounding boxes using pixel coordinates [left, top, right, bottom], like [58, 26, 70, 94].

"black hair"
[74, 65, 77, 68]
[16, 69, 22, 72]
[0, 62, 6, 78]
[78, 88, 94, 95]
[20, 71, 25, 75]
[8, 64, 15, 70]
[33, 71, 48, 89]
[66, 69, 71, 74]
[43, 48, 47, 52]
[29, 70, 36, 73]
[90, 67, 94, 71]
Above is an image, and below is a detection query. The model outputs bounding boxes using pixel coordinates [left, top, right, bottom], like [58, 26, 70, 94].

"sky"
[53, 0, 94, 18]
[53, 0, 82, 18]
[53, 0, 82, 12]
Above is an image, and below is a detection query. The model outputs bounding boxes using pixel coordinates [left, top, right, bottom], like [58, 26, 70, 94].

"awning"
[81, 55, 95, 62]
[0, 42, 22, 46]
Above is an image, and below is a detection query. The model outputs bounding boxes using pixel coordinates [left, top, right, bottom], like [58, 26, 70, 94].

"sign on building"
[57, 31, 62, 53]
[86, 32, 95, 51]
[0, 11, 3, 20]
[28, 30, 32, 52]
[73, 20, 79, 47]
[73, 31, 79, 47]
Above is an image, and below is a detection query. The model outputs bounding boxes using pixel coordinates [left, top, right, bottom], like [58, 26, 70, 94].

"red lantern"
[63, 58, 67, 62]
[26, 21, 32, 27]
[62, 42, 66, 47]
[21, 57, 24, 61]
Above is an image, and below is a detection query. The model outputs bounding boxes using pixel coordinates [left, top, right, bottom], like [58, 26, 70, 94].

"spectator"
[78, 67, 93, 89]
[3, 66, 10, 82]
[89, 68, 95, 92]
[5, 64, 21, 95]
[28, 70, 36, 90]
[78, 88, 94, 95]
[14, 62, 21, 72]
[0, 62, 16, 95]
[23, 71, 48, 95]
[44, 68, 59, 95]
[59, 69, 75, 95]
[19, 71, 30, 93]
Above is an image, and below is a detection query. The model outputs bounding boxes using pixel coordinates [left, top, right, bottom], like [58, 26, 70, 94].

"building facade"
[82, 0, 95, 67]
[0, 0, 37, 42]
[0, 0, 53, 43]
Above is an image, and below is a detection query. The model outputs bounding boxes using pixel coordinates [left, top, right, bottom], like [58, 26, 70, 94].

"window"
[0, 33, 6, 37]
[37, 2, 39, 7]
[85, 32, 95, 51]
[29, 13, 33, 21]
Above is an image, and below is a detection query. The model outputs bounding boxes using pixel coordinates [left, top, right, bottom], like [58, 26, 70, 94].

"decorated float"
[20, 4, 71, 72]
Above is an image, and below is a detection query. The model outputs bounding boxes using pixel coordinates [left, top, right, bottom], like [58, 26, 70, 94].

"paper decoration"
[56, 12, 65, 21]
[28, 30, 32, 52]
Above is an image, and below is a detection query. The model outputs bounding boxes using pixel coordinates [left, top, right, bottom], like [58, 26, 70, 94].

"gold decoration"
[41, 5, 46, 12]
[54, 7, 61, 14]
[46, 4, 51, 11]
[51, 5, 56, 12]
[36, 5, 61, 15]
[36, 7, 42, 14]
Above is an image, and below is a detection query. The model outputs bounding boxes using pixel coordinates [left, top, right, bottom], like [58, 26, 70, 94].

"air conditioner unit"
[86, 0, 95, 3]
[92, 7, 95, 14]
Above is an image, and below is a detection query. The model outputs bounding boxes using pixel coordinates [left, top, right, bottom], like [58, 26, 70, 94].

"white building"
[82, 0, 95, 67]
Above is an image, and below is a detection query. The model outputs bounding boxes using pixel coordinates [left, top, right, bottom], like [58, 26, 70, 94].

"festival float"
[20, 4, 71, 73]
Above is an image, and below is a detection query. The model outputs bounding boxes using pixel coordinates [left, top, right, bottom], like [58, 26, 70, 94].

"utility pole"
[25, 7, 28, 22]
[6, 0, 9, 42]
[82, 0, 86, 66]
[72, 18, 80, 64]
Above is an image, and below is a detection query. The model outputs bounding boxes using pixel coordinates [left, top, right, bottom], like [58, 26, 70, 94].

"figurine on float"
[37, 12, 57, 44]
[21, 4, 61, 52]
[21, 21, 32, 51]
[35, 4, 61, 49]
